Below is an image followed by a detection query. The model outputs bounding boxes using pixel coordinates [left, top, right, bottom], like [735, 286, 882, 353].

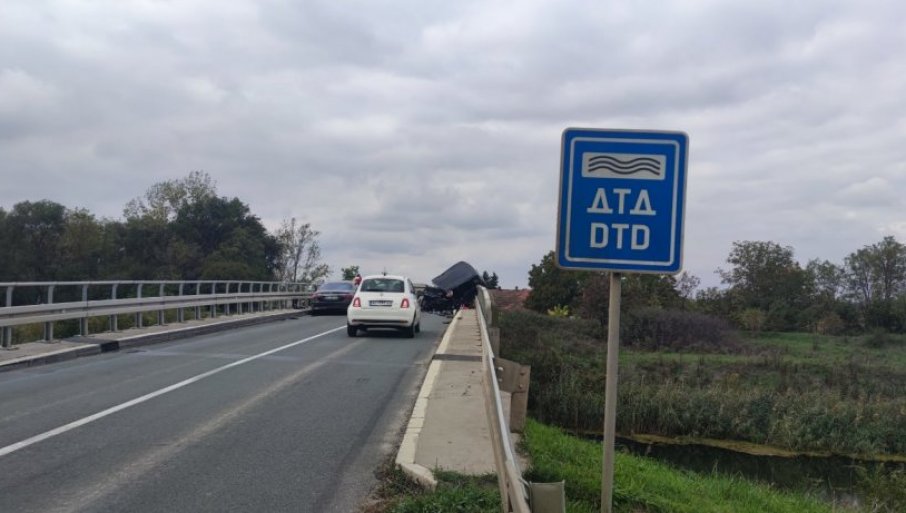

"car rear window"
[360, 278, 405, 293]
[318, 282, 355, 292]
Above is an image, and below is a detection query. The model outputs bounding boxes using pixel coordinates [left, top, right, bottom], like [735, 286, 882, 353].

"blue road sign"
[556, 128, 688, 274]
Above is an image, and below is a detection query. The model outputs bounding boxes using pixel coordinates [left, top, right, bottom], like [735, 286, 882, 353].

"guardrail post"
[529, 482, 566, 513]
[42, 285, 55, 341]
[210, 282, 217, 319]
[225, 283, 232, 316]
[177, 283, 185, 323]
[495, 358, 531, 433]
[195, 282, 202, 320]
[135, 284, 144, 328]
[158, 283, 165, 326]
[79, 284, 89, 336]
[110, 284, 119, 332]
[257, 283, 264, 313]
[2, 286, 13, 348]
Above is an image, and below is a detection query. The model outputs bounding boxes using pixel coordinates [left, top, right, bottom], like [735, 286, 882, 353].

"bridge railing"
[476, 286, 532, 513]
[0, 280, 311, 347]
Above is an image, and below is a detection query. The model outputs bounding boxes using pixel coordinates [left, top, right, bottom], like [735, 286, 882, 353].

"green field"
[498, 310, 906, 458]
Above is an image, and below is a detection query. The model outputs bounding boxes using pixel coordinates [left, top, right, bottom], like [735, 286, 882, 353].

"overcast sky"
[2, 0, 905, 288]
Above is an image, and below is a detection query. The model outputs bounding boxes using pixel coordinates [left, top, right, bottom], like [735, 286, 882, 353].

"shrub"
[738, 308, 767, 332]
[816, 313, 844, 335]
[547, 305, 571, 318]
[865, 328, 893, 348]
[622, 307, 739, 352]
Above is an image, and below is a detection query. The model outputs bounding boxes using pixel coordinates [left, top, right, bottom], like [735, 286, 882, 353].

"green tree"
[58, 209, 104, 279]
[117, 215, 173, 278]
[124, 170, 217, 222]
[799, 259, 847, 332]
[273, 218, 329, 284]
[738, 308, 767, 332]
[718, 240, 810, 330]
[0, 207, 9, 279]
[844, 236, 906, 330]
[481, 271, 500, 289]
[341, 265, 360, 281]
[116, 171, 220, 279]
[806, 259, 845, 303]
[525, 251, 587, 313]
[171, 196, 279, 280]
[578, 273, 681, 330]
[2, 200, 67, 281]
[693, 286, 736, 320]
[674, 271, 700, 309]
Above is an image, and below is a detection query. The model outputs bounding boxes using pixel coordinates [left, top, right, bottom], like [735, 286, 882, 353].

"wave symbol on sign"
[586, 156, 661, 176]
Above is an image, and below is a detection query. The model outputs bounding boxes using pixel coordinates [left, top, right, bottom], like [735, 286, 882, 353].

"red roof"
[490, 289, 530, 311]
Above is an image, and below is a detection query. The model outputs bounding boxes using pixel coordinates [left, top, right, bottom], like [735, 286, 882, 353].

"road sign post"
[556, 128, 688, 513]
[600, 271, 621, 511]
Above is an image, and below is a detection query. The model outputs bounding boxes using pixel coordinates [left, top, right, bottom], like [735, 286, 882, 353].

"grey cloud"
[3, 0, 906, 288]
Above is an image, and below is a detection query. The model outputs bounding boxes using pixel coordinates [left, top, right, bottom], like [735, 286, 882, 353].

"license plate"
[325, 296, 338, 301]
[369, 299, 393, 307]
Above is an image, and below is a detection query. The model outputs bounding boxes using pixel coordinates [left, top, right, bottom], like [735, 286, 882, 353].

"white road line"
[0, 325, 345, 459]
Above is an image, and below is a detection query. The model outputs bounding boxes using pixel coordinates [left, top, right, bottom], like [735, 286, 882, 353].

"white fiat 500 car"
[347, 274, 421, 338]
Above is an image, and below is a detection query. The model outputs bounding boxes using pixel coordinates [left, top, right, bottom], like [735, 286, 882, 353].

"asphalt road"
[0, 313, 445, 513]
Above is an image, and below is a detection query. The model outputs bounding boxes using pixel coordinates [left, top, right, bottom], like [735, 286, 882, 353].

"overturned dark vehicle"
[420, 261, 484, 314]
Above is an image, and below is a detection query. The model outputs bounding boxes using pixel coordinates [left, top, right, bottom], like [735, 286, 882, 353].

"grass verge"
[365, 461, 499, 513]
[524, 419, 837, 513]
[366, 420, 845, 513]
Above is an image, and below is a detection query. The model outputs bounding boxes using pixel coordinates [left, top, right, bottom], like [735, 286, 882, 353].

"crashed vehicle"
[423, 261, 484, 313]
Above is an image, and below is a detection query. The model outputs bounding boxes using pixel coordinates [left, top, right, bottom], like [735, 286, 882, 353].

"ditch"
[615, 435, 906, 508]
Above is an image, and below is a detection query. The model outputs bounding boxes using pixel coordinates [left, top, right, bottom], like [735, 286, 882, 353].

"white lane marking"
[48, 339, 364, 513]
[0, 326, 345, 459]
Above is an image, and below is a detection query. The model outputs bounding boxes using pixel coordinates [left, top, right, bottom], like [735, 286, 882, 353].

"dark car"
[310, 281, 356, 314]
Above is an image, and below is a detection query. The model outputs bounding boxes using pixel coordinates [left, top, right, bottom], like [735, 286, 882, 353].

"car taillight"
[352, 297, 361, 308]
[401, 298, 410, 309]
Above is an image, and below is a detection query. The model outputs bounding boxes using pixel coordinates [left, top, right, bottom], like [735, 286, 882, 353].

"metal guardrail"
[476, 286, 533, 513]
[0, 280, 311, 348]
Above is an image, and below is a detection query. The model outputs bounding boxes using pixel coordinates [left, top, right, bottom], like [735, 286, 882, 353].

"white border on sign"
[564, 137, 680, 267]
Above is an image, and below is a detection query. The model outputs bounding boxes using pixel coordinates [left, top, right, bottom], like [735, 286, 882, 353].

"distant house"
[490, 288, 530, 312]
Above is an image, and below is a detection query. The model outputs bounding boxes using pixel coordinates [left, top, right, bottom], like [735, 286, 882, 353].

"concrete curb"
[0, 310, 306, 373]
[0, 344, 102, 372]
[394, 310, 462, 489]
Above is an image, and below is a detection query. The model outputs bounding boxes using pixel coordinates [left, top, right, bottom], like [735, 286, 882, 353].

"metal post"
[80, 284, 89, 336]
[601, 272, 622, 513]
[195, 281, 202, 320]
[178, 283, 185, 322]
[158, 283, 165, 325]
[44, 285, 55, 341]
[225, 283, 232, 316]
[2, 286, 13, 348]
[258, 283, 264, 313]
[136, 284, 144, 328]
[210, 283, 217, 318]
[110, 284, 118, 332]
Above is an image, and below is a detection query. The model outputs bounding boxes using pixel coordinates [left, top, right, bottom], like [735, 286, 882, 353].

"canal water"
[615, 436, 906, 506]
